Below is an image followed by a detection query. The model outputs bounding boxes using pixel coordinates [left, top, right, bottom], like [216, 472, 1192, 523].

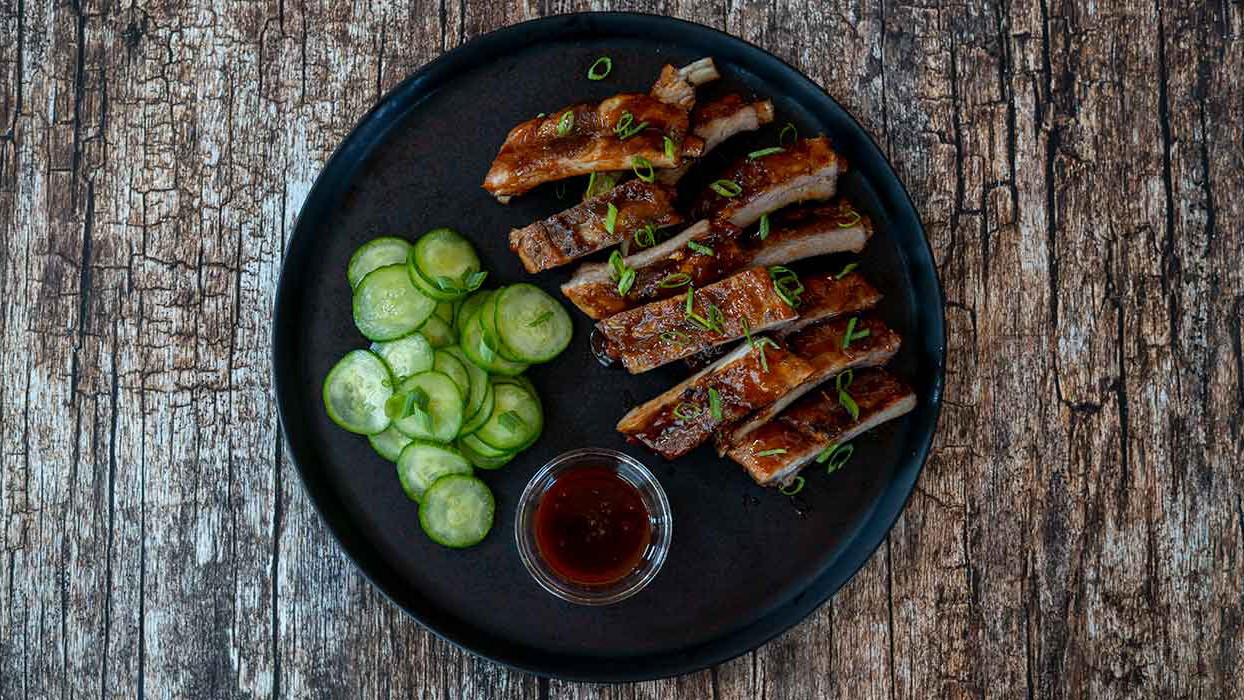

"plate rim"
[271, 10, 946, 682]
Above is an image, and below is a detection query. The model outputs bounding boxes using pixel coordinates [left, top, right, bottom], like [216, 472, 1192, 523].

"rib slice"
[690, 136, 847, 227]
[714, 315, 901, 452]
[727, 369, 916, 486]
[509, 180, 682, 273]
[777, 270, 882, 335]
[561, 198, 873, 319]
[617, 340, 813, 460]
[595, 267, 798, 374]
[483, 59, 718, 203]
[656, 95, 776, 184]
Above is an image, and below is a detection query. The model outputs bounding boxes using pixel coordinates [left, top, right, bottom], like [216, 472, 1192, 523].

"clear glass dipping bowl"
[514, 448, 672, 606]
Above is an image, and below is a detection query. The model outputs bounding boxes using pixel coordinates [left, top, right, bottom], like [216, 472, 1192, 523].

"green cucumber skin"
[493, 283, 574, 364]
[348, 237, 412, 288]
[418, 474, 494, 548]
[322, 350, 394, 436]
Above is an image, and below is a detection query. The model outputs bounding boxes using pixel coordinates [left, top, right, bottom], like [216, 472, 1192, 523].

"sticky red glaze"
[534, 466, 652, 586]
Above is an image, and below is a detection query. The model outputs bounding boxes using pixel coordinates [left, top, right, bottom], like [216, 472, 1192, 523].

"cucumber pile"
[322, 228, 573, 548]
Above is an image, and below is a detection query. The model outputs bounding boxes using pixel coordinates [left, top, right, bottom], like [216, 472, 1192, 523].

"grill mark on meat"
[509, 180, 682, 273]
[714, 315, 901, 453]
[595, 267, 799, 374]
[690, 136, 847, 227]
[561, 198, 873, 319]
[727, 369, 916, 486]
[617, 340, 813, 460]
[483, 59, 718, 203]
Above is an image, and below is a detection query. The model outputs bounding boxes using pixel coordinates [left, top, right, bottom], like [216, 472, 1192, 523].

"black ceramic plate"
[273, 12, 944, 682]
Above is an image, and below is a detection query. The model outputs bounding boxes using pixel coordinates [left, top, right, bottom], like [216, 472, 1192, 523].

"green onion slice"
[634, 224, 656, 248]
[587, 56, 612, 80]
[708, 387, 722, 421]
[841, 316, 871, 348]
[660, 329, 690, 343]
[673, 402, 703, 420]
[709, 179, 743, 197]
[605, 202, 618, 235]
[528, 310, 554, 327]
[817, 443, 855, 473]
[499, 410, 528, 434]
[779, 476, 806, 496]
[755, 448, 787, 457]
[664, 136, 677, 161]
[835, 262, 859, 279]
[779, 122, 798, 147]
[631, 155, 655, 183]
[687, 241, 714, 256]
[618, 267, 636, 296]
[769, 266, 804, 307]
[748, 146, 785, 159]
[758, 213, 770, 240]
[659, 273, 691, 288]
[557, 110, 574, 137]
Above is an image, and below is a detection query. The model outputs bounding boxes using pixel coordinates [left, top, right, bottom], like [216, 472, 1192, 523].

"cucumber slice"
[459, 308, 528, 376]
[474, 380, 543, 451]
[458, 437, 514, 470]
[419, 314, 454, 348]
[368, 426, 413, 462]
[442, 346, 489, 421]
[494, 283, 574, 363]
[407, 228, 484, 301]
[455, 290, 491, 334]
[434, 301, 456, 325]
[322, 350, 394, 435]
[370, 333, 434, 380]
[460, 432, 511, 458]
[348, 237, 412, 288]
[396, 441, 472, 502]
[433, 349, 471, 404]
[390, 371, 464, 443]
[419, 474, 494, 547]
[478, 292, 525, 363]
[458, 381, 494, 436]
[353, 264, 437, 341]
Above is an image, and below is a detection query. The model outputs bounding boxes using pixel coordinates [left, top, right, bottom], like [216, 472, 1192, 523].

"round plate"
[273, 12, 944, 682]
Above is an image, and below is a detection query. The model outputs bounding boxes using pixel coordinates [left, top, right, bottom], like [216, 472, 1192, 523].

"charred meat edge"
[596, 267, 799, 374]
[617, 338, 813, 460]
[715, 315, 901, 453]
[727, 370, 917, 486]
[691, 136, 847, 227]
[484, 59, 718, 203]
[509, 180, 682, 273]
[561, 199, 873, 319]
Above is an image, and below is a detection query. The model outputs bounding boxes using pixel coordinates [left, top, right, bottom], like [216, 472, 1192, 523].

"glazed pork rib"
[691, 136, 847, 227]
[483, 59, 719, 203]
[656, 95, 776, 184]
[714, 315, 901, 453]
[509, 180, 682, 273]
[561, 199, 873, 319]
[777, 270, 883, 335]
[595, 267, 798, 374]
[617, 340, 813, 460]
[727, 369, 917, 486]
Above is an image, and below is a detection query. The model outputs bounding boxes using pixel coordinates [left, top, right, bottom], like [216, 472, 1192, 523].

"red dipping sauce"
[533, 466, 653, 586]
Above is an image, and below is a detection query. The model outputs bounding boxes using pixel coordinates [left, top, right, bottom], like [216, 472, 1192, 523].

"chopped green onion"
[583, 171, 618, 200]
[779, 122, 798, 147]
[615, 112, 649, 140]
[527, 310, 554, 327]
[835, 262, 859, 279]
[748, 146, 785, 159]
[658, 273, 691, 288]
[684, 287, 694, 314]
[687, 241, 715, 256]
[708, 387, 722, 421]
[660, 329, 690, 343]
[836, 370, 859, 420]
[769, 266, 804, 307]
[631, 155, 655, 182]
[555, 182, 568, 200]
[605, 202, 618, 235]
[498, 410, 527, 433]
[817, 443, 855, 473]
[618, 267, 636, 296]
[841, 316, 871, 348]
[609, 250, 626, 279]
[673, 402, 703, 420]
[755, 448, 787, 457]
[633, 225, 656, 248]
[758, 213, 770, 240]
[664, 136, 677, 161]
[779, 476, 806, 496]
[537, 112, 546, 118]
[557, 110, 574, 137]
[837, 208, 862, 228]
[587, 56, 612, 80]
[709, 179, 743, 197]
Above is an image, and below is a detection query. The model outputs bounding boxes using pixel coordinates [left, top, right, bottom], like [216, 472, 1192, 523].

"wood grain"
[1, 0, 1240, 698]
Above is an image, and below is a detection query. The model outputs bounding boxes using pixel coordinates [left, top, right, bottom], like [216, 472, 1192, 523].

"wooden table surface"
[2, 1, 1241, 698]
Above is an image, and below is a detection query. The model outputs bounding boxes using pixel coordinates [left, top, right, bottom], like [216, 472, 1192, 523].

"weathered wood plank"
[1, 0, 1242, 698]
